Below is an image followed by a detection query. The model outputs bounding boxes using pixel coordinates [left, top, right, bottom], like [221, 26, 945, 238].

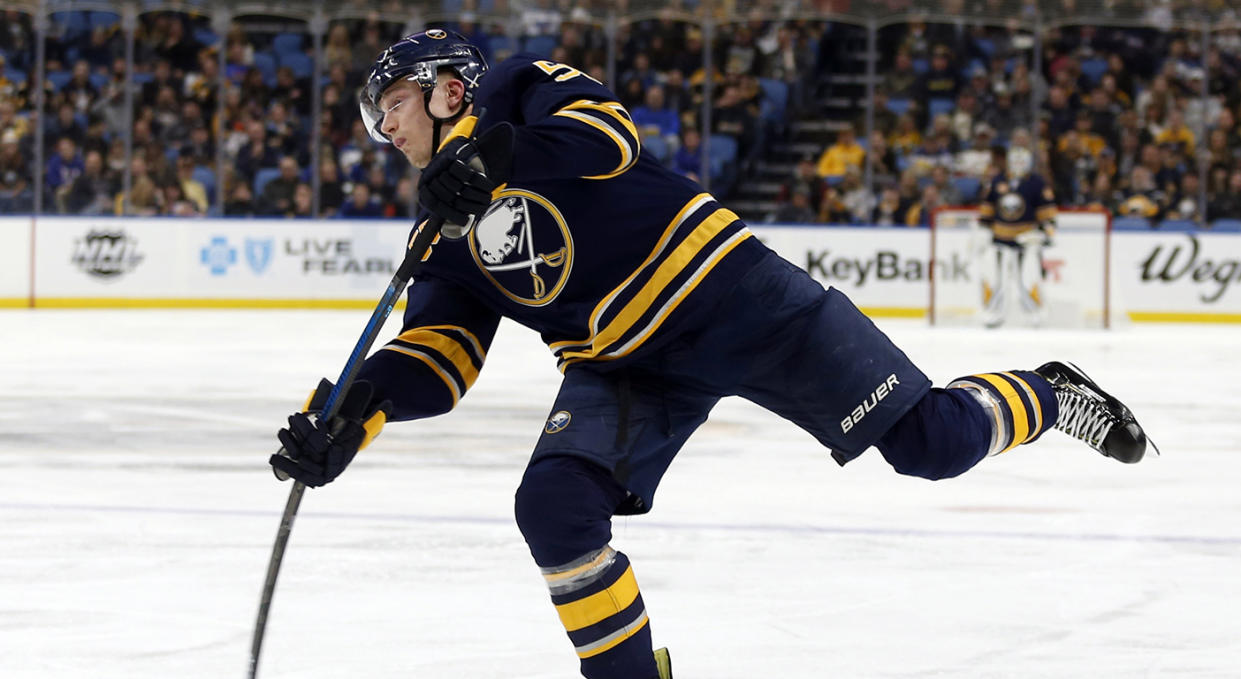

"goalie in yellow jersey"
[977, 146, 1057, 327]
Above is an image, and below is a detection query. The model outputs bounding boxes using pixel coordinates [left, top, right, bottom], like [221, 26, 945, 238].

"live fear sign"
[283, 238, 394, 275]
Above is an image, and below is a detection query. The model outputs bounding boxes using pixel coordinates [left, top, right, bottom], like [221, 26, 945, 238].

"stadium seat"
[885, 97, 911, 115]
[253, 167, 282, 198]
[47, 70, 73, 91]
[192, 166, 217, 203]
[279, 52, 313, 79]
[131, 71, 154, 85]
[272, 34, 305, 56]
[974, 37, 996, 58]
[928, 97, 955, 120]
[523, 35, 558, 57]
[912, 58, 929, 74]
[51, 11, 89, 42]
[89, 72, 109, 90]
[952, 176, 982, 203]
[758, 78, 789, 127]
[193, 28, 220, 46]
[1111, 217, 1151, 230]
[1210, 219, 1241, 231]
[707, 134, 738, 183]
[252, 51, 278, 85]
[5, 67, 27, 85]
[642, 135, 670, 164]
[89, 12, 119, 29]
[1080, 57, 1108, 85]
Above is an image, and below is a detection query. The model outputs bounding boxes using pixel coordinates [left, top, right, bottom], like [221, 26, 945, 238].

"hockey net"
[929, 207, 1112, 329]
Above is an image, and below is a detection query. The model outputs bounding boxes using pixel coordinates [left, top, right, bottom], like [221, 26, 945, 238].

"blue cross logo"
[200, 236, 237, 275]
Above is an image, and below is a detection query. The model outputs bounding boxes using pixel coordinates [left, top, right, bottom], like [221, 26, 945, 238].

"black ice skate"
[1035, 361, 1156, 464]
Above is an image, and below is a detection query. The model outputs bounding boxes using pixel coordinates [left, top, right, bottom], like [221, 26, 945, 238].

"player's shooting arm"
[357, 276, 500, 421]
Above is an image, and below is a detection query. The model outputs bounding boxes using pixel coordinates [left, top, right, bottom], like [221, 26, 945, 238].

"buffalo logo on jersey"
[545, 410, 572, 434]
[997, 188, 1027, 222]
[470, 190, 574, 306]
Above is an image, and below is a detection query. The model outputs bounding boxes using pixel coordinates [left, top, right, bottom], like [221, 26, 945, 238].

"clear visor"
[359, 60, 445, 144]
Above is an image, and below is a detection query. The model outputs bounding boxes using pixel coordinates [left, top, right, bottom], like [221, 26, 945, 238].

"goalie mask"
[1006, 147, 1034, 178]
[360, 29, 488, 149]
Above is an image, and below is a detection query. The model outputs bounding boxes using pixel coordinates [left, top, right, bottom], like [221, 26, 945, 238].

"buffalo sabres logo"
[998, 190, 1027, 222]
[426, 29, 447, 39]
[470, 190, 573, 306]
[545, 410, 572, 434]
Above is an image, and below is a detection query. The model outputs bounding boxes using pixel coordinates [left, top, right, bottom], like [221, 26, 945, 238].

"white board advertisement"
[0, 217, 31, 305]
[1113, 230, 1241, 321]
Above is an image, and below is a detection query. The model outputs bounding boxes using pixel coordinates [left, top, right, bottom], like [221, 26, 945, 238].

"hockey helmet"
[359, 29, 488, 144]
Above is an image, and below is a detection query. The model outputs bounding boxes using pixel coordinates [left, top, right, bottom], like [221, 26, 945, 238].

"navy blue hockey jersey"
[978, 172, 1057, 243]
[356, 54, 767, 421]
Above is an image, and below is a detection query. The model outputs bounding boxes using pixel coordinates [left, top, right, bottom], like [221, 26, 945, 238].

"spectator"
[929, 165, 963, 206]
[224, 178, 255, 216]
[47, 137, 85, 200]
[1085, 87, 1122, 147]
[872, 186, 905, 225]
[815, 125, 865, 180]
[46, 103, 86, 148]
[1155, 108, 1195, 156]
[768, 186, 816, 224]
[950, 90, 980, 145]
[121, 171, 161, 216]
[780, 155, 825, 208]
[0, 129, 31, 212]
[290, 182, 313, 218]
[904, 184, 943, 227]
[235, 120, 279, 184]
[909, 132, 954, 177]
[672, 127, 702, 182]
[324, 24, 352, 71]
[888, 113, 922, 155]
[258, 156, 300, 215]
[176, 155, 209, 214]
[318, 157, 344, 217]
[1079, 171, 1123, 214]
[1166, 172, 1202, 222]
[1155, 143, 1185, 195]
[867, 131, 899, 186]
[712, 83, 758, 156]
[62, 149, 117, 215]
[1115, 129, 1143, 182]
[631, 84, 680, 163]
[184, 47, 221, 114]
[1118, 165, 1169, 222]
[338, 182, 383, 218]
[838, 167, 876, 224]
[883, 50, 919, 99]
[865, 87, 899, 137]
[142, 59, 177, 108]
[181, 123, 214, 167]
[163, 181, 200, 217]
[914, 44, 961, 114]
[1043, 85, 1077, 137]
[63, 60, 98, 114]
[955, 122, 995, 178]
[1207, 169, 1241, 222]
[274, 66, 311, 118]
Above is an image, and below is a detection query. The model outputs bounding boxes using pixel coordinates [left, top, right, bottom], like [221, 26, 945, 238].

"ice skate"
[1035, 361, 1156, 463]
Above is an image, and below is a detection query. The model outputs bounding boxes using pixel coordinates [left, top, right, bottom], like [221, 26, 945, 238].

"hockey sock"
[542, 546, 658, 679]
[947, 370, 1057, 456]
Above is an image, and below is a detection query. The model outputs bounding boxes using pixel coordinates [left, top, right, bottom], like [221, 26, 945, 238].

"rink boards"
[1, 216, 1239, 322]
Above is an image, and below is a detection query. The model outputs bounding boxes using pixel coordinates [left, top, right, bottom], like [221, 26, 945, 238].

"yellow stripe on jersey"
[549, 194, 714, 354]
[379, 345, 462, 406]
[554, 565, 641, 632]
[553, 99, 640, 179]
[389, 328, 483, 390]
[558, 207, 747, 366]
[976, 373, 1030, 452]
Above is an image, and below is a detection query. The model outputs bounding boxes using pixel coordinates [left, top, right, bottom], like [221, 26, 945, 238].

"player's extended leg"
[514, 455, 661, 679]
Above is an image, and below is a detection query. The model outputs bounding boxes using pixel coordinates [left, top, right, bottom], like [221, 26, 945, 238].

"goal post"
[929, 206, 1113, 329]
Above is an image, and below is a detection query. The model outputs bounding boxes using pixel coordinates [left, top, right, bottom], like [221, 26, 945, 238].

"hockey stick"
[247, 214, 441, 679]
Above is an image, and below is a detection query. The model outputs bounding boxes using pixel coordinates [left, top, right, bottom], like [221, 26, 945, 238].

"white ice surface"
[1, 310, 1238, 678]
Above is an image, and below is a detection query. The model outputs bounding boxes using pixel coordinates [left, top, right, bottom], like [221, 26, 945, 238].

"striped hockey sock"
[947, 370, 1058, 456]
[542, 546, 657, 679]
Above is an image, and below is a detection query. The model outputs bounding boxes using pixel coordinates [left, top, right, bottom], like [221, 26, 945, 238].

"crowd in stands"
[1, 5, 1241, 229]
[780, 19, 1241, 226]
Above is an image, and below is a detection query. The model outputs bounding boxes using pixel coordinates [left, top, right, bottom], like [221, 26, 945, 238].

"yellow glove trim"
[359, 410, 387, 450]
[438, 115, 478, 151]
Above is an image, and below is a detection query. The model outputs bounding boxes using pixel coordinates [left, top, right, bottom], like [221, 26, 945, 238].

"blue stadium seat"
[974, 37, 996, 58]
[885, 97, 911, 115]
[912, 58, 929, 74]
[192, 166, 217, 202]
[489, 35, 516, 56]
[1111, 217, 1151, 230]
[253, 167, 282, 198]
[193, 28, 219, 46]
[758, 78, 789, 126]
[51, 11, 90, 41]
[642, 135, 670, 164]
[952, 176, 982, 203]
[47, 71, 73, 91]
[272, 34, 304, 56]
[5, 67, 28, 85]
[707, 134, 738, 180]
[252, 51, 278, 85]
[89, 72, 109, 90]
[523, 35, 558, 58]
[1080, 57, 1108, 85]
[131, 71, 154, 85]
[279, 52, 313, 79]
[89, 12, 119, 29]
[1210, 219, 1241, 231]
[928, 97, 955, 120]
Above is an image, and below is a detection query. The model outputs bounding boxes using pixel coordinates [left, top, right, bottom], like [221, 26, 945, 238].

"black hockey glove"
[270, 379, 391, 487]
[417, 122, 514, 234]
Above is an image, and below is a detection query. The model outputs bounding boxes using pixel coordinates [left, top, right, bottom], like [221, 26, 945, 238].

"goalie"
[977, 146, 1057, 327]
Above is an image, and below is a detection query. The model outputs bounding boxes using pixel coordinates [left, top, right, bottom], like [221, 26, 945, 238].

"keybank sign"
[803, 249, 972, 285]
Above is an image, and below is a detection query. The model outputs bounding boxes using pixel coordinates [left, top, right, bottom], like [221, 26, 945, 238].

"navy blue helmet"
[359, 29, 489, 144]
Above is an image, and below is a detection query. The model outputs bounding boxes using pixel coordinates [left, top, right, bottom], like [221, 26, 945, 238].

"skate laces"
[1053, 383, 1117, 451]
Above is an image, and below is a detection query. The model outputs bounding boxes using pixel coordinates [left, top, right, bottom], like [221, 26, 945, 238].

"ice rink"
[1, 309, 1238, 678]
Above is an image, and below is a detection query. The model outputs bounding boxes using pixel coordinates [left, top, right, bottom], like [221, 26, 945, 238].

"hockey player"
[977, 146, 1057, 327]
[270, 31, 1154, 679]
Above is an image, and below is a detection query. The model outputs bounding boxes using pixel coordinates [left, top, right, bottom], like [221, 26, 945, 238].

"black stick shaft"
[247, 216, 443, 679]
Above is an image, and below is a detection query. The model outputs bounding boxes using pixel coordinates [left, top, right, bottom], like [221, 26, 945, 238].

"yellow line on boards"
[1128, 311, 1241, 323]
[0, 298, 31, 308]
[29, 298, 409, 310]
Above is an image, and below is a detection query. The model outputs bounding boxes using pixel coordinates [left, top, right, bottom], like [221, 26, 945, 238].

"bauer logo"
[200, 236, 237, 276]
[71, 229, 144, 278]
[545, 410, 572, 434]
[840, 374, 900, 434]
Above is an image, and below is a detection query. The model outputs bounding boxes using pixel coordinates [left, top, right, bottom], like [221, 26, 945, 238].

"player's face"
[379, 81, 435, 168]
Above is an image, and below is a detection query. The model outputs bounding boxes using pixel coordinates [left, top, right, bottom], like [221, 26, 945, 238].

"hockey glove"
[270, 379, 391, 487]
[417, 122, 514, 235]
